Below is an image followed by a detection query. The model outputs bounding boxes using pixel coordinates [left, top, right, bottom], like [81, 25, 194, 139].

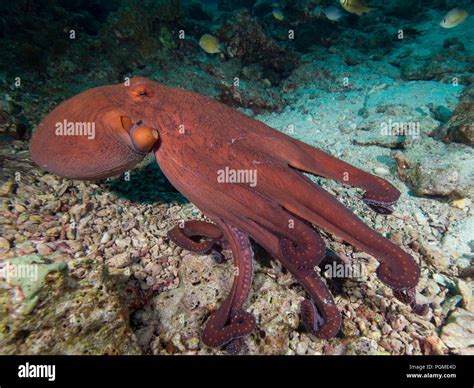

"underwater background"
[0, 0, 473, 355]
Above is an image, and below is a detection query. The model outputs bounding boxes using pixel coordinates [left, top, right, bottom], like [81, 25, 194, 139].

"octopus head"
[29, 77, 161, 180]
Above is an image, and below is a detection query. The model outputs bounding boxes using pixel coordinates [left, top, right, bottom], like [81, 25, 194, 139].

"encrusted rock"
[456, 279, 473, 313]
[440, 308, 474, 352]
[346, 337, 381, 355]
[0, 255, 140, 354]
[436, 84, 474, 146]
[153, 253, 233, 354]
[394, 138, 474, 198]
[217, 9, 297, 76]
[108, 251, 132, 268]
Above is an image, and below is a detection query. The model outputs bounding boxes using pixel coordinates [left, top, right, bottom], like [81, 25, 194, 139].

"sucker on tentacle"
[200, 221, 256, 353]
[362, 197, 397, 215]
[278, 220, 326, 275]
[167, 219, 255, 353]
[278, 237, 342, 339]
[167, 220, 224, 254]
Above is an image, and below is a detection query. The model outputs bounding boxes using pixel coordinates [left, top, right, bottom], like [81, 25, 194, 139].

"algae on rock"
[394, 138, 474, 198]
[0, 255, 140, 355]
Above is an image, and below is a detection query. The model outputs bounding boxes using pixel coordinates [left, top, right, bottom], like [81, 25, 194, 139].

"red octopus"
[30, 77, 426, 353]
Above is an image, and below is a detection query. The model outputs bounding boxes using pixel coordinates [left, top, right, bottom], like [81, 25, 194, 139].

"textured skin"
[29, 77, 425, 351]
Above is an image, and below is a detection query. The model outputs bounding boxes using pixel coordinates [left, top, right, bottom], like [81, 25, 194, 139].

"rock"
[417, 240, 450, 271]
[441, 295, 462, 315]
[440, 308, 474, 352]
[153, 254, 232, 353]
[108, 252, 132, 268]
[135, 326, 155, 349]
[451, 198, 471, 209]
[114, 238, 131, 249]
[14, 203, 26, 213]
[295, 339, 309, 355]
[0, 255, 140, 354]
[394, 138, 474, 198]
[428, 104, 453, 124]
[247, 274, 302, 355]
[69, 202, 92, 218]
[100, 232, 111, 244]
[439, 212, 474, 262]
[435, 85, 474, 146]
[413, 211, 427, 226]
[433, 274, 456, 290]
[240, 64, 264, 81]
[0, 180, 15, 197]
[186, 337, 200, 350]
[353, 132, 408, 148]
[352, 103, 440, 149]
[373, 167, 390, 176]
[397, 43, 471, 83]
[217, 9, 297, 75]
[36, 243, 53, 256]
[456, 279, 473, 313]
[0, 237, 10, 253]
[346, 337, 380, 355]
[218, 78, 285, 113]
[423, 334, 448, 355]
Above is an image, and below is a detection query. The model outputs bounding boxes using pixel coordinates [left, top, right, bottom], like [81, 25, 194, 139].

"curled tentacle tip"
[232, 311, 257, 332]
[300, 300, 324, 332]
[362, 188, 400, 214]
[363, 196, 396, 214]
[131, 126, 159, 153]
[225, 339, 244, 355]
[300, 299, 341, 339]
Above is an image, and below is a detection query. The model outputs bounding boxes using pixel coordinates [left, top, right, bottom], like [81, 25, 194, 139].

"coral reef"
[0, 255, 140, 355]
[98, 0, 180, 61]
[217, 10, 298, 79]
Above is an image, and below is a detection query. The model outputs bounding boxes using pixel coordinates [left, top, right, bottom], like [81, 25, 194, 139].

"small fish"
[272, 8, 285, 21]
[339, 0, 372, 16]
[440, 8, 469, 29]
[323, 6, 345, 22]
[199, 34, 222, 54]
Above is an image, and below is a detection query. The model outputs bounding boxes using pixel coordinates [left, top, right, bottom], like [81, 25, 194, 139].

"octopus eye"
[130, 125, 159, 153]
[130, 85, 153, 99]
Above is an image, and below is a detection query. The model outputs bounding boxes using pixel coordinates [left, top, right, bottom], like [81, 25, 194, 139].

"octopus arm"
[249, 132, 401, 214]
[200, 220, 256, 353]
[254, 164, 420, 290]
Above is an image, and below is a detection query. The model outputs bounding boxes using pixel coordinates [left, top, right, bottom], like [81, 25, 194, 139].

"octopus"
[30, 77, 426, 353]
